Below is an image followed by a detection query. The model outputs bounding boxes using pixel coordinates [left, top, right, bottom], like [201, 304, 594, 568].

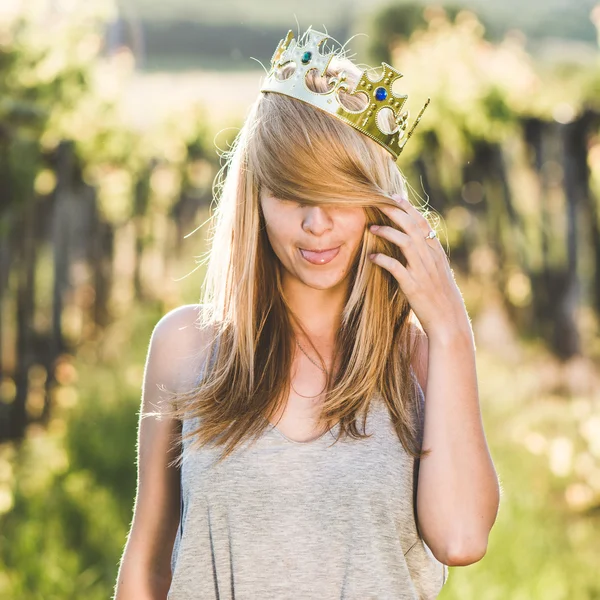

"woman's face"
[259, 188, 367, 290]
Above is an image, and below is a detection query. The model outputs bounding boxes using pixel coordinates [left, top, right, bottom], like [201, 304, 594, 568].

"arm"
[410, 320, 500, 567]
[113, 304, 208, 600]
[368, 192, 499, 567]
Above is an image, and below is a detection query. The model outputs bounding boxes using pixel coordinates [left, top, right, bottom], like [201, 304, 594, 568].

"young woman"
[115, 26, 500, 600]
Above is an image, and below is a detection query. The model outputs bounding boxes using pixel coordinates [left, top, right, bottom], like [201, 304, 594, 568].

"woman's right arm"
[113, 304, 208, 600]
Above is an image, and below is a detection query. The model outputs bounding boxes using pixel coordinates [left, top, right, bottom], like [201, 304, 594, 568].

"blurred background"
[1, 0, 600, 598]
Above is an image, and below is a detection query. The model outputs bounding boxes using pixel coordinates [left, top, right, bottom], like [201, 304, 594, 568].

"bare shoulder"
[148, 303, 215, 394]
[153, 303, 205, 339]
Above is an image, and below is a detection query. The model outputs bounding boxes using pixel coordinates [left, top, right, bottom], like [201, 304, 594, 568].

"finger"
[389, 196, 446, 257]
[391, 194, 435, 235]
[379, 203, 428, 241]
[386, 196, 452, 277]
[369, 224, 425, 270]
[375, 208, 439, 273]
[368, 252, 416, 294]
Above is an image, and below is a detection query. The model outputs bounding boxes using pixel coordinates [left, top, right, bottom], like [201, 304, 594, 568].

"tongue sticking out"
[299, 247, 340, 265]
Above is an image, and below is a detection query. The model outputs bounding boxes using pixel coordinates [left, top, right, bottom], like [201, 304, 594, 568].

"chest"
[180, 400, 417, 521]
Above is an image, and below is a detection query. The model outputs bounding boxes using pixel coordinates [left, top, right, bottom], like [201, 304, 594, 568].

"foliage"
[386, 7, 541, 165]
[366, 3, 486, 65]
[0, 306, 160, 599]
[442, 345, 600, 599]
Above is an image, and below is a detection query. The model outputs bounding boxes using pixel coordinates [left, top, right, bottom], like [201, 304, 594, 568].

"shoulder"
[153, 303, 204, 337]
[408, 318, 429, 397]
[148, 304, 215, 394]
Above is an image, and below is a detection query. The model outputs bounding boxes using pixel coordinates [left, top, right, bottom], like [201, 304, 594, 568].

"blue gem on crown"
[374, 87, 387, 101]
[301, 51, 312, 64]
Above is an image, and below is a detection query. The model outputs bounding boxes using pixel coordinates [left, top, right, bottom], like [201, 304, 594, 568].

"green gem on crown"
[301, 51, 312, 64]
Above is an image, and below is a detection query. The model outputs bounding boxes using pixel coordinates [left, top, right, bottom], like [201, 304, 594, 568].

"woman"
[115, 26, 500, 600]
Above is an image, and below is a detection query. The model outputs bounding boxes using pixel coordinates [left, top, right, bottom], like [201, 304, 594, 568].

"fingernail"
[370, 225, 379, 232]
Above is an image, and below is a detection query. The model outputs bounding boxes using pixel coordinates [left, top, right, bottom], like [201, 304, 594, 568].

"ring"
[425, 229, 437, 240]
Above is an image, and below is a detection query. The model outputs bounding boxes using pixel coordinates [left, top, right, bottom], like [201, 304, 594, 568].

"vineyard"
[1, 2, 600, 598]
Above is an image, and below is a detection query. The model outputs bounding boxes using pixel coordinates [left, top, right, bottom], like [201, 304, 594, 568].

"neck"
[282, 273, 347, 345]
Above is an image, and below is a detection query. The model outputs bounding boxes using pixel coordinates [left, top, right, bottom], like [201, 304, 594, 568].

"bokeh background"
[1, 0, 600, 598]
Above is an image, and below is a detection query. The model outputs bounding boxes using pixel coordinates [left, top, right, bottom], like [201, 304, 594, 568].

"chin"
[297, 269, 349, 290]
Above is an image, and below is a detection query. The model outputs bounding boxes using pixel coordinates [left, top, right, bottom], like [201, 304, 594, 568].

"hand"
[368, 193, 469, 338]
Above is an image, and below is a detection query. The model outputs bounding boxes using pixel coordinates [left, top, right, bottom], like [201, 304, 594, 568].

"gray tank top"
[168, 344, 449, 599]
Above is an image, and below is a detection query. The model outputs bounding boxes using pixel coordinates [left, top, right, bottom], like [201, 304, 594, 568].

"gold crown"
[259, 26, 430, 160]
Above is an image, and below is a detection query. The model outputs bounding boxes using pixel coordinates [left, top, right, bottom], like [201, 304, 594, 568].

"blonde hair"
[154, 54, 432, 466]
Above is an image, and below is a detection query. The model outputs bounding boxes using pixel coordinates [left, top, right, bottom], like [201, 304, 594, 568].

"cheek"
[341, 214, 367, 248]
[263, 213, 294, 252]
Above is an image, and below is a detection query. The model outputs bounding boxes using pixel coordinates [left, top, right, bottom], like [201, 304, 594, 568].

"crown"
[259, 26, 430, 160]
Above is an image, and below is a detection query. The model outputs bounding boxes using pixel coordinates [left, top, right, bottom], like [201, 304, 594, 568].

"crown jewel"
[260, 26, 430, 160]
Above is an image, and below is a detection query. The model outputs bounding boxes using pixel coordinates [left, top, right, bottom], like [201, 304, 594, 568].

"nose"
[301, 205, 334, 236]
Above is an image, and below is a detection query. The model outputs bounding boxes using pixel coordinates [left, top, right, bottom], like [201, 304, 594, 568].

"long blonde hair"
[154, 53, 433, 466]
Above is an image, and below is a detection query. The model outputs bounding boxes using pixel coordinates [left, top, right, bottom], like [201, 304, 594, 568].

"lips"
[299, 246, 341, 265]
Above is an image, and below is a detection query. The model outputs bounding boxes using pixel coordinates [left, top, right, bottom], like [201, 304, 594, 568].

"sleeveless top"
[168, 342, 449, 599]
